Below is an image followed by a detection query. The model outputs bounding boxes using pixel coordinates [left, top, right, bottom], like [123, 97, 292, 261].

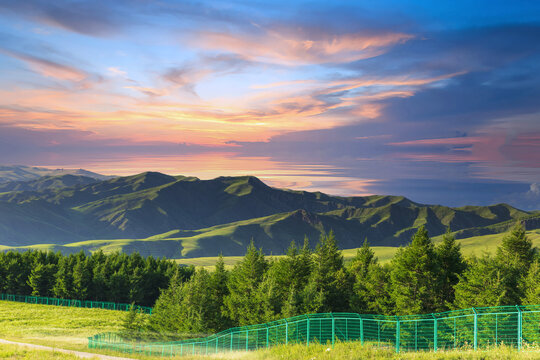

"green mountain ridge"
[0, 165, 111, 183]
[0, 171, 537, 257]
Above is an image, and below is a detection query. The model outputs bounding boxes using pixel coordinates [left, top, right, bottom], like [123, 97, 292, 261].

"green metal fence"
[0, 293, 152, 314]
[88, 305, 540, 356]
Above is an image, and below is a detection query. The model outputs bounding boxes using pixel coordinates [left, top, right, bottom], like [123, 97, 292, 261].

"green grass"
[0, 344, 81, 360]
[251, 341, 540, 360]
[0, 301, 126, 349]
[1, 301, 539, 360]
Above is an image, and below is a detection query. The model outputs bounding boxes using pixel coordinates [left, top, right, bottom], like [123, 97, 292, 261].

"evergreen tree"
[349, 239, 388, 313]
[495, 222, 536, 304]
[207, 255, 231, 331]
[521, 259, 540, 305]
[350, 238, 376, 279]
[27, 263, 56, 296]
[72, 256, 92, 300]
[453, 255, 508, 308]
[148, 269, 185, 335]
[53, 256, 74, 298]
[223, 241, 268, 325]
[306, 231, 352, 312]
[435, 229, 466, 310]
[390, 226, 440, 314]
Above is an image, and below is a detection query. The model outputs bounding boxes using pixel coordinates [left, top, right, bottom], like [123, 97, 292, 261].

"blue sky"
[0, 0, 539, 209]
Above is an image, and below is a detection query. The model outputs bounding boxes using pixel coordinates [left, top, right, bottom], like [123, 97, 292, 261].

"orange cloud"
[194, 28, 413, 65]
[1, 50, 87, 82]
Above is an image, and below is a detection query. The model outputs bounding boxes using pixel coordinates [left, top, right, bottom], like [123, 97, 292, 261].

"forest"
[145, 223, 539, 336]
[0, 250, 193, 307]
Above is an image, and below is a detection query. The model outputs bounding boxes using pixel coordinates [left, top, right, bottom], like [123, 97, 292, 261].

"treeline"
[146, 223, 539, 335]
[0, 251, 193, 306]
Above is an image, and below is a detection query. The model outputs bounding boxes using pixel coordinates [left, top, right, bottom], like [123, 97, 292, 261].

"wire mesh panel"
[88, 306, 540, 357]
[0, 292, 152, 313]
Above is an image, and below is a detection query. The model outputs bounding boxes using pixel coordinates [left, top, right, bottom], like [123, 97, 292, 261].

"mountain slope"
[0, 165, 111, 183]
[0, 171, 536, 255]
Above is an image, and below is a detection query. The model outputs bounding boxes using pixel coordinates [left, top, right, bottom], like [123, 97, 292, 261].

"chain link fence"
[0, 293, 152, 314]
[88, 305, 540, 356]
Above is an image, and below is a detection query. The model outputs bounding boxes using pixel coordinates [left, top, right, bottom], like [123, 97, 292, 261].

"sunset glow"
[1, 1, 540, 208]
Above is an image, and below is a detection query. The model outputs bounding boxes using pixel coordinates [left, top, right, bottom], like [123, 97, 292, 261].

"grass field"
[0, 344, 81, 360]
[0, 301, 539, 359]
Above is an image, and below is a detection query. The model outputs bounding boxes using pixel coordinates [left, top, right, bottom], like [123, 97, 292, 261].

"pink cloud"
[193, 28, 413, 65]
[1, 50, 88, 82]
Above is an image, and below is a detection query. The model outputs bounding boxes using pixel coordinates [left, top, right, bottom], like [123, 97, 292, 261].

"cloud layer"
[0, 1, 539, 209]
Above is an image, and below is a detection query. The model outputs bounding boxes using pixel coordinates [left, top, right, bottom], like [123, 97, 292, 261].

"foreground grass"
[1, 340, 538, 360]
[251, 342, 540, 360]
[0, 344, 82, 360]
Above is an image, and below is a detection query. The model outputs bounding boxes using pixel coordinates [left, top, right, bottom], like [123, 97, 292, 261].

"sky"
[0, 0, 539, 209]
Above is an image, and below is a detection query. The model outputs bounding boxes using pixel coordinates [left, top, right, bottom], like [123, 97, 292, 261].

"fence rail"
[88, 305, 540, 356]
[0, 293, 153, 314]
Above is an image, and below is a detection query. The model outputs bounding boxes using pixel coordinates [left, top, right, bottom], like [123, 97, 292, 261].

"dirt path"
[0, 339, 137, 360]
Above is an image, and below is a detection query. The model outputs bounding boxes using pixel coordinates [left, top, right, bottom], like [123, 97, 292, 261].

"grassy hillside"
[0, 165, 110, 183]
[0, 301, 129, 350]
[0, 174, 98, 193]
[0, 171, 537, 255]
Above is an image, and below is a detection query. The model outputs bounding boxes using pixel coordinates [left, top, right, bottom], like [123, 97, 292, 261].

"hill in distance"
[0, 170, 538, 258]
[0, 165, 112, 183]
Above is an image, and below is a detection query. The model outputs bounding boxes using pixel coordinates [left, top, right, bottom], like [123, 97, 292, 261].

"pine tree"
[390, 226, 440, 315]
[349, 239, 384, 313]
[53, 256, 74, 298]
[72, 256, 91, 300]
[208, 255, 231, 331]
[521, 259, 540, 305]
[453, 255, 507, 308]
[223, 241, 268, 325]
[497, 222, 535, 274]
[307, 231, 352, 312]
[27, 263, 56, 297]
[435, 229, 466, 310]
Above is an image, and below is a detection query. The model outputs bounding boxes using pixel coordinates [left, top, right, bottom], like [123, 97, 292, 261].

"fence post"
[230, 332, 233, 352]
[331, 313, 335, 347]
[360, 317, 364, 345]
[395, 315, 400, 354]
[285, 318, 289, 345]
[266, 325, 269, 348]
[516, 305, 522, 350]
[246, 330, 249, 351]
[472, 307, 478, 351]
[432, 313, 438, 352]
[307, 316, 310, 348]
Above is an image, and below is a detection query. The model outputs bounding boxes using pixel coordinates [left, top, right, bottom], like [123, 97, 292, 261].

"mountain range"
[0, 168, 538, 258]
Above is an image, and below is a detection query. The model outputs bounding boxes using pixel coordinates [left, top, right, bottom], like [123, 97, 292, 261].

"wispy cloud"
[1, 49, 88, 82]
[193, 27, 413, 65]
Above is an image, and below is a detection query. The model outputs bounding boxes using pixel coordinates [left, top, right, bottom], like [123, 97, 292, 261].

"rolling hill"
[0, 165, 111, 183]
[0, 171, 538, 257]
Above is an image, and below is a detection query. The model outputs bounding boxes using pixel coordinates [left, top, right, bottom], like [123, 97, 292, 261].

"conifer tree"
[435, 229, 466, 310]
[497, 222, 535, 274]
[208, 255, 231, 331]
[494, 222, 536, 304]
[453, 255, 507, 308]
[27, 263, 56, 297]
[72, 256, 92, 300]
[521, 259, 540, 305]
[307, 231, 352, 312]
[223, 241, 268, 325]
[390, 226, 440, 314]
